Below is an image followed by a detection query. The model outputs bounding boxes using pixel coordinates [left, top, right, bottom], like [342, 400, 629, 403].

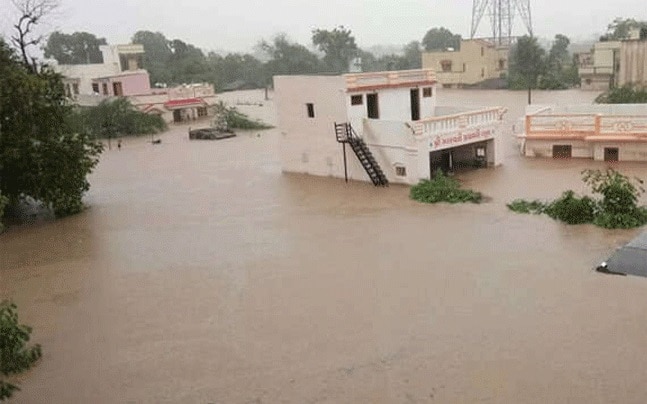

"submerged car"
[596, 231, 647, 277]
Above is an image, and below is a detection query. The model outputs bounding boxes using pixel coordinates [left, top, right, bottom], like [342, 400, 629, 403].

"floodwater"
[3, 88, 647, 403]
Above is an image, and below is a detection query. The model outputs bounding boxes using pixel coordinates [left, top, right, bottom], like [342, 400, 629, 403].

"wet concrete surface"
[2, 89, 647, 403]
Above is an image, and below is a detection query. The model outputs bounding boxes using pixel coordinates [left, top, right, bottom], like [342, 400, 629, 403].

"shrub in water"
[410, 171, 483, 204]
[544, 190, 596, 224]
[0, 301, 42, 401]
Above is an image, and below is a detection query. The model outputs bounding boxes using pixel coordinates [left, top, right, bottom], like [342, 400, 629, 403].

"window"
[92, 83, 99, 94]
[366, 93, 379, 119]
[440, 60, 452, 72]
[395, 166, 407, 177]
[481, 68, 485, 78]
[422, 87, 433, 98]
[350, 95, 363, 105]
[306, 103, 315, 118]
[463, 63, 466, 72]
[197, 107, 208, 117]
[102, 83, 108, 95]
[72, 83, 79, 95]
[498, 59, 506, 70]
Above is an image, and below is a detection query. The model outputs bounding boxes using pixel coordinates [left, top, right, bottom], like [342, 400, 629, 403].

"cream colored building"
[275, 69, 506, 186]
[518, 104, 647, 161]
[619, 39, 647, 88]
[421, 39, 509, 88]
[578, 41, 621, 91]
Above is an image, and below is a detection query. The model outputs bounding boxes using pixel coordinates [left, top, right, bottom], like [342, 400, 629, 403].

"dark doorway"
[410, 88, 420, 121]
[113, 82, 123, 96]
[430, 150, 453, 175]
[367, 93, 379, 119]
[173, 110, 182, 123]
[552, 145, 572, 159]
[604, 147, 619, 162]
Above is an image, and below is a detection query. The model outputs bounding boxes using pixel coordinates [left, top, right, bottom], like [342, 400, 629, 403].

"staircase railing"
[334, 122, 389, 187]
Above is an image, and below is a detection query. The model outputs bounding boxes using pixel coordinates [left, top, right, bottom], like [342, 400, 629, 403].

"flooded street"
[3, 88, 647, 403]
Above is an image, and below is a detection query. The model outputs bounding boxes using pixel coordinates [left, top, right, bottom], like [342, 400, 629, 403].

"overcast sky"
[2, 0, 647, 53]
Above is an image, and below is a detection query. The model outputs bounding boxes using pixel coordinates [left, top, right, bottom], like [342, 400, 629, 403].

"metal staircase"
[334, 122, 388, 187]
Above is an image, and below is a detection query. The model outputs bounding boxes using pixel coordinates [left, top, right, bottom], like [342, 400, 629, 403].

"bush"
[0, 193, 7, 233]
[595, 85, 647, 104]
[410, 171, 483, 204]
[0, 301, 42, 401]
[213, 101, 273, 130]
[508, 169, 647, 229]
[507, 199, 546, 214]
[70, 98, 167, 139]
[544, 191, 596, 224]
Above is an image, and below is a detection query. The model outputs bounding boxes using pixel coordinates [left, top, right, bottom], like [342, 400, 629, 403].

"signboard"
[430, 127, 495, 151]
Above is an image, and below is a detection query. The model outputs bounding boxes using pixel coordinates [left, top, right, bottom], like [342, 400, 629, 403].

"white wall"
[275, 75, 358, 179]
[524, 140, 592, 158]
[362, 120, 420, 184]
[55, 64, 119, 95]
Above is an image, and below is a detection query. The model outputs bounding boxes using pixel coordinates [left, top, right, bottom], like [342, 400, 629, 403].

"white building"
[519, 104, 647, 161]
[275, 69, 507, 185]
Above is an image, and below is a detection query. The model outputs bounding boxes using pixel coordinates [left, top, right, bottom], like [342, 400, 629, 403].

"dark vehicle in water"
[189, 128, 236, 140]
[596, 231, 647, 277]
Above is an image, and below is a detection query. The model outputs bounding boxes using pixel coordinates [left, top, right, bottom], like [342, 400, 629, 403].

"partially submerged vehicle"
[596, 231, 647, 277]
[188, 128, 236, 140]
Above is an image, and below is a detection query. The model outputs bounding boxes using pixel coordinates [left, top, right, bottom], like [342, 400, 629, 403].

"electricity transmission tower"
[471, 0, 533, 45]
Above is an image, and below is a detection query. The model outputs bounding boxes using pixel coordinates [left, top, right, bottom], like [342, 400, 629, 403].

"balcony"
[412, 107, 506, 137]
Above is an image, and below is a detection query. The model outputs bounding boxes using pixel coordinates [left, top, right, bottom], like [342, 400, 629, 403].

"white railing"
[412, 107, 506, 136]
[344, 69, 437, 90]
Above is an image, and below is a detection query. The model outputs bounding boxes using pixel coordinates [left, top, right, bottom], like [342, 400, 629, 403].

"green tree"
[259, 34, 324, 82]
[401, 41, 422, 70]
[605, 18, 647, 40]
[422, 27, 461, 51]
[43, 31, 107, 64]
[0, 39, 103, 218]
[508, 35, 545, 104]
[311, 26, 358, 73]
[132, 31, 173, 85]
[0, 301, 42, 401]
[539, 34, 579, 89]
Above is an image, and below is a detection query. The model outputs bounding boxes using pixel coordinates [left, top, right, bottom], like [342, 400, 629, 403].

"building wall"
[422, 40, 508, 87]
[94, 72, 151, 96]
[55, 64, 118, 95]
[619, 40, 647, 88]
[362, 119, 421, 184]
[578, 41, 620, 90]
[274, 75, 360, 179]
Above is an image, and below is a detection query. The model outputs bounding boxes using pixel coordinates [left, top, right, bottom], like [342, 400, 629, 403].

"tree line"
[43, 26, 473, 91]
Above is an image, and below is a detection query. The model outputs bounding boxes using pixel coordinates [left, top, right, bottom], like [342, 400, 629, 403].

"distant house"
[579, 28, 647, 91]
[518, 103, 647, 161]
[275, 69, 506, 186]
[52, 44, 218, 124]
[421, 39, 509, 88]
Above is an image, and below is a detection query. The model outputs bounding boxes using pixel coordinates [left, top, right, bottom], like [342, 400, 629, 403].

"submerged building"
[518, 104, 647, 161]
[52, 44, 218, 124]
[275, 69, 507, 186]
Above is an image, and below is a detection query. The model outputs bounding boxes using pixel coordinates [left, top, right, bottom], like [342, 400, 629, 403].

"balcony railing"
[525, 114, 647, 141]
[345, 69, 437, 91]
[412, 107, 506, 136]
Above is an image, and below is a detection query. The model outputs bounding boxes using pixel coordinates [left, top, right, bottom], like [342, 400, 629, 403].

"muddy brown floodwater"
[3, 88, 647, 403]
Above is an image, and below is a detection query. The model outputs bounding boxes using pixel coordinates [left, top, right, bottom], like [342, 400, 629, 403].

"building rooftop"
[344, 69, 437, 92]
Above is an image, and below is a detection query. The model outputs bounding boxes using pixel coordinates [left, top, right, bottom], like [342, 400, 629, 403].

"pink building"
[92, 71, 151, 97]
